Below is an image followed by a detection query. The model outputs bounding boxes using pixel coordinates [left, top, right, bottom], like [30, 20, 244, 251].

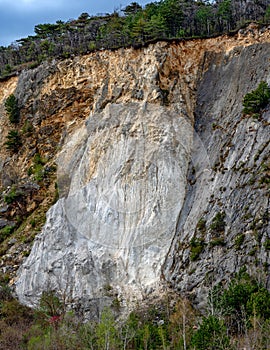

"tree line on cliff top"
[0, 0, 270, 79]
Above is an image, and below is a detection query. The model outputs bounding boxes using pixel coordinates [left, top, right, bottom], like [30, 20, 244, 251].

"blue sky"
[0, 0, 150, 47]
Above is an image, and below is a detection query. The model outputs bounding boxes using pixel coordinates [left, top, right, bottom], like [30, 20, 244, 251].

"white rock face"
[164, 43, 270, 307]
[13, 32, 270, 312]
[16, 102, 193, 307]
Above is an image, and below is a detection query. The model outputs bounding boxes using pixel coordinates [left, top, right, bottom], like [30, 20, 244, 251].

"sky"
[0, 0, 151, 47]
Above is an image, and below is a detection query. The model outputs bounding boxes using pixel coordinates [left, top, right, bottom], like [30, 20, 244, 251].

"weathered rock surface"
[1, 25, 267, 312]
[16, 102, 193, 308]
[164, 42, 270, 308]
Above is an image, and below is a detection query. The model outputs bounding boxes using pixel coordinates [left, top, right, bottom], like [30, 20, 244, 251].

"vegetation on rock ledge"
[4, 94, 20, 124]
[243, 80, 270, 117]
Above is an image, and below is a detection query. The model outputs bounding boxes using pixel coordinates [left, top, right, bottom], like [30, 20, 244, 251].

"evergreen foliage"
[27, 153, 47, 182]
[0, 0, 270, 78]
[4, 185, 24, 204]
[0, 271, 270, 349]
[210, 211, 226, 235]
[211, 269, 270, 334]
[191, 315, 230, 350]
[190, 237, 205, 261]
[4, 94, 20, 124]
[243, 81, 270, 115]
[0, 225, 14, 243]
[0, 1, 270, 349]
[5, 129, 22, 152]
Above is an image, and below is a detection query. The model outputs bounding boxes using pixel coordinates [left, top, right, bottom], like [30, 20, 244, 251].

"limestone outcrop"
[16, 102, 194, 309]
[164, 42, 270, 308]
[0, 25, 268, 312]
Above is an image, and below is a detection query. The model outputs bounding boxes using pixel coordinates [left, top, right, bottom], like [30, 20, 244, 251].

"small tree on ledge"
[243, 81, 270, 116]
[4, 94, 20, 124]
[5, 130, 22, 152]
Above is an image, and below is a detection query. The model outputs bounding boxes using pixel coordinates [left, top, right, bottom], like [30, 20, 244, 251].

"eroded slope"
[0, 25, 268, 312]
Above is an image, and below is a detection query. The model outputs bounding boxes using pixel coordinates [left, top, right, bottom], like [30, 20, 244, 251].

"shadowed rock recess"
[8, 28, 269, 313]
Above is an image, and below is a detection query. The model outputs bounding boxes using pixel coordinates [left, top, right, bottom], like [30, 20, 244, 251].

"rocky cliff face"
[0, 25, 269, 313]
[14, 42, 197, 311]
[164, 40, 270, 309]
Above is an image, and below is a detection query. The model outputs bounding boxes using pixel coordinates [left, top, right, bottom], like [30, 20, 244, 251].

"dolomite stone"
[164, 43, 270, 308]
[16, 102, 193, 307]
[12, 30, 270, 313]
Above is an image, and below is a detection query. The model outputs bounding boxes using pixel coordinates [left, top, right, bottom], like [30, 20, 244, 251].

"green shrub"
[103, 283, 113, 296]
[243, 81, 270, 115]
[33, 153, 46, 166]
[0, 294, 34, 350]
[30, 219, 36, 228]
[247, 288, 270, 320]
[5, 129, 22, 152]
[2, 64, 12, 75]
[52, 182, 59, 204]
[88, 41, 96, 51]
[191, 315, 230, 350]
[210, 211, 226, 235]
[4, 94, 20, 123]
[0, 279, 12, 301]
[234, 233, 245, 249]
[221, 280, 257, 315]
[1, 299, 33, 324]
[263, 238, 270, 250]
[38, 291, 64, 319]
[210, 270, 270, 335]
[0, 225, 14, 243]
[190, 237, 205, 261]
[196, 217, 206, 233]
[265, 5, 270, 22]
[32, 164, 44, 182]
[28, 153, 47, 182]
[22, 119, 34, 135]
[112, 297, 121, 311]
[209, 237, 225, 247]
[96, 307, 120, 350]
[4, 185, 23, 204]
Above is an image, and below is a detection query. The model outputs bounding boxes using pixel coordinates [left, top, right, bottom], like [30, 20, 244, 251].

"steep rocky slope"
[164, 40, 270, 309]
[0, 24, 269, 314]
